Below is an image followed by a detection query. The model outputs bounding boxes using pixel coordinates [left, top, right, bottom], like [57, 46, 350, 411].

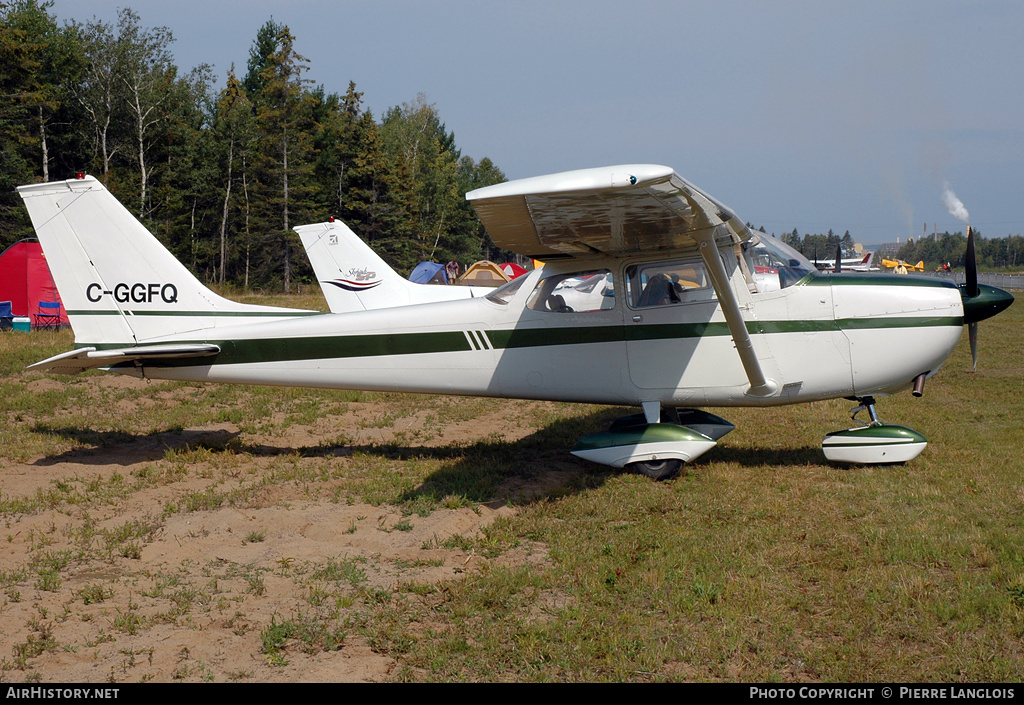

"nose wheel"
[822, 397, 927, 464]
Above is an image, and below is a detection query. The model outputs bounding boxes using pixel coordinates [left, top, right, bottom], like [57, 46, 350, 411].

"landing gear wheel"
[627, 458, 683, 481]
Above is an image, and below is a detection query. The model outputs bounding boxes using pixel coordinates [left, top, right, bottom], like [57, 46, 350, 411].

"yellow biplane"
[881, 258, 925, 273]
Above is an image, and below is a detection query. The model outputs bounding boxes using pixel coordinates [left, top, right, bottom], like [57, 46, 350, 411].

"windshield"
[485, 273, 529, 305]
[746, 234, 817, 290]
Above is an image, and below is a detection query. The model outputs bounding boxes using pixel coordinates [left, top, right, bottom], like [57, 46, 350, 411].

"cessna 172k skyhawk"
[17, 166, 1013, 479]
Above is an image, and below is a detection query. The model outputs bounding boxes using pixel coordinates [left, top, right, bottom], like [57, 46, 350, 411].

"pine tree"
[0, 5, 40, 247]
[248, 22, 315, 292]
[212, 67, 254, 284]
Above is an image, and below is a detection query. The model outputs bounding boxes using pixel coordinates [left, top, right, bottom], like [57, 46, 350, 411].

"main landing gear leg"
[850, 396, 880, 426]
[822, 396, 927, 464]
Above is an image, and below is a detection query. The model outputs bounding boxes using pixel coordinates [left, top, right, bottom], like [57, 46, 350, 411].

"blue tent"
[409, 261, 448, 285]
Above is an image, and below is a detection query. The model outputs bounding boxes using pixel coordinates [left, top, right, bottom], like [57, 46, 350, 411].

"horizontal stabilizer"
[29, 343, 221, 375]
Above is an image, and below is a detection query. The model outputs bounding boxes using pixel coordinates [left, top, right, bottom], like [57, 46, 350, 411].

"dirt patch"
[0, 498, 517, 682]
[0, 374, 571, 683]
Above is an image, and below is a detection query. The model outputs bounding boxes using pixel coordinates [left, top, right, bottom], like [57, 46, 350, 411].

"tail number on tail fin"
[86, 282, 179, 304]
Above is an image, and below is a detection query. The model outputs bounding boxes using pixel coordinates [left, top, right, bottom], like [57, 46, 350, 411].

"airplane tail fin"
[17, 176, 312, 348]
[295, 220, 475, 312]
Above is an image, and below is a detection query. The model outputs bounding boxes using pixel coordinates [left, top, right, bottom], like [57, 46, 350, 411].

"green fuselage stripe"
[113, 330, 474, 367]
[835, 315, 962, 330]
[97, 314, 962, 369]
[799, 274, 958, 289]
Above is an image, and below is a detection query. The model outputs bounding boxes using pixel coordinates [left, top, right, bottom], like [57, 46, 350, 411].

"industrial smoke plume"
[942, 182, 970, 224]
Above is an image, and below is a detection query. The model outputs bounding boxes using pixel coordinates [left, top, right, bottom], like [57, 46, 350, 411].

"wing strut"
[696, 229, 777, 397]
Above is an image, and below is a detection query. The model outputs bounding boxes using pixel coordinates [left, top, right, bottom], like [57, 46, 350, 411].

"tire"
[627, 458, 683, 481]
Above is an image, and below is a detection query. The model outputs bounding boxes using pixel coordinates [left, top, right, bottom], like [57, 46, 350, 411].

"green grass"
[0, 295, 1021, 681]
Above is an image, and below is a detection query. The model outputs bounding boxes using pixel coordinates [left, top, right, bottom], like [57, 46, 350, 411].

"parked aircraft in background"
[18, 167, 1012, 479]
[295, 220, 478, 313]
[882, 258, 926, 273]
[814, 251, 876, 272]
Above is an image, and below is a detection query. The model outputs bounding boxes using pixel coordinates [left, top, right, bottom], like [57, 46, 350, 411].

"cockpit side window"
[525, 270, 615, 313]
[626, 259, 710, 308]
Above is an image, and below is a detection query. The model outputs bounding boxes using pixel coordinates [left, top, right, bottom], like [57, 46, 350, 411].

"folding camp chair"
[0, 301, 12, 331]
[35, 301, 63, 330]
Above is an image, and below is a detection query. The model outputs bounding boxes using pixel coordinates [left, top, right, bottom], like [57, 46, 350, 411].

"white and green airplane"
[17, 166, 1013, 479]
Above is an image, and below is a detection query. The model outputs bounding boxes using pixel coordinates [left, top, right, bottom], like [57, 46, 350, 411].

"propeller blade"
[969, 321, 978, 371]
[965, 226, 979, 298]
[957, 227, 1014, 370]
[834, 242, 842, 273]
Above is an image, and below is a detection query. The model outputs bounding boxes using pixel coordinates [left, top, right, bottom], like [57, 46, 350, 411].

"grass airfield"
[0, 290, 1021, 682]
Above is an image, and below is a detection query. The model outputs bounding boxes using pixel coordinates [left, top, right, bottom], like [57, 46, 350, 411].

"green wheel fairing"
[822, 424, 928, 464]
[572, 423, 713, 453]
[823, 425, 927, 447]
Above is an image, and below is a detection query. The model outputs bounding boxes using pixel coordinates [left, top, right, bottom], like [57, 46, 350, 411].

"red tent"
[0, 240, 69, 327]
[499, 262, 528, 279]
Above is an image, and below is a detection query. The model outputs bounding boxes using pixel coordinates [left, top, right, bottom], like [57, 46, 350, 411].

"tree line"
[778, 228, 857, 263]
[0, 1, 510, 291]
[782, 226, 1024, 272]
[892, 230, 1024, 272]
[771, 225, 1024, 272]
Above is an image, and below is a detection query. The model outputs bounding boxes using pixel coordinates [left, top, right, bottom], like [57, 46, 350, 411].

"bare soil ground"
[0, 372, 566, 683]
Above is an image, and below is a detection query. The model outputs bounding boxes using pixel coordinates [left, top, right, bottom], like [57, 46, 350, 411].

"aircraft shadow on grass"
[31, 407, 824, 505]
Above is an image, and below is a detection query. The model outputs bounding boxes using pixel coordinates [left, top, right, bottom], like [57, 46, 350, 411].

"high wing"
[466, 165, 753, 260]
[469, 164, 774, 396]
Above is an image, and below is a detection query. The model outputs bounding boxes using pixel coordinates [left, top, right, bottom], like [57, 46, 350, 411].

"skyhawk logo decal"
[324, 268, 381, 292]
[324, 279, 382, 292]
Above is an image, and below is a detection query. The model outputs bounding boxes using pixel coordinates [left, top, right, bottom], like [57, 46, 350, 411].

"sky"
[47, 0, 1024, 245]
